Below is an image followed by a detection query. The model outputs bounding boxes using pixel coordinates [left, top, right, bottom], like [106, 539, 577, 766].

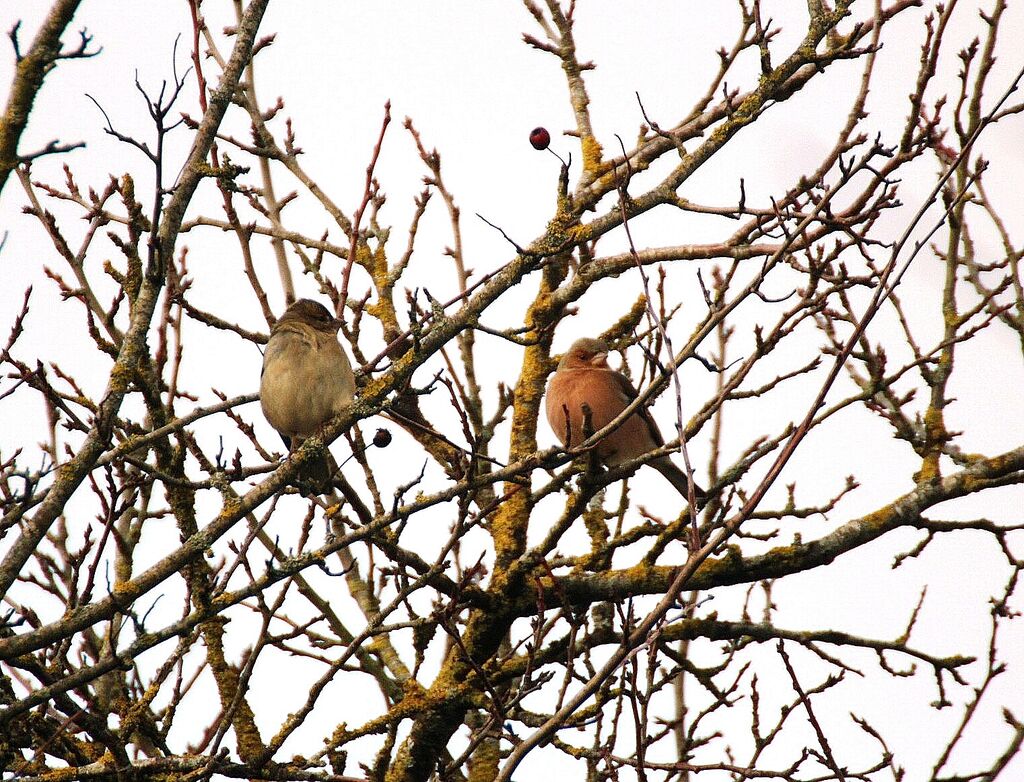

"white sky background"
[1, 1, 1023, 779]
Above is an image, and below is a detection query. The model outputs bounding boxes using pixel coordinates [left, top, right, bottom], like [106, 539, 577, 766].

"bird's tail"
[288, 436, 335, 495]
[651, 456, 706, 506]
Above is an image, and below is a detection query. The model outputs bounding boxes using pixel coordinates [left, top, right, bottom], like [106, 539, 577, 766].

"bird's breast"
[260, 325, 355, 438]
[546, 368, 651, 464]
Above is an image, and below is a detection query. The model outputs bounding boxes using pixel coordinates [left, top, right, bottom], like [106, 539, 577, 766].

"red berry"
[529, 127, 550, 150]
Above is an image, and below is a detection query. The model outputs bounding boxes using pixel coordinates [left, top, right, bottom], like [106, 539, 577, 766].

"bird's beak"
[590, 351, 609, 367]
[330, 317, 344, 331]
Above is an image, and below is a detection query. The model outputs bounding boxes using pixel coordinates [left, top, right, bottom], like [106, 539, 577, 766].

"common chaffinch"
[260, 298, 355, 488]
[545, 337, 705, 501]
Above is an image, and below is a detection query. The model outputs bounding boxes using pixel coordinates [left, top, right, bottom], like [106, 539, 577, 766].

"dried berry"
[529, 126, 550, 150]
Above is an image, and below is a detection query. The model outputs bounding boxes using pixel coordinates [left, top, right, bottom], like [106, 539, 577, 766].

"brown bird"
[261, 298, 356, 489]
[545, 337, 705, 501]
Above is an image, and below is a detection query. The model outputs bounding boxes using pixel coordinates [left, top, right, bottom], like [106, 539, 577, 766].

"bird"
[545, 337, 705, 502]
[260, 298, 356, 490]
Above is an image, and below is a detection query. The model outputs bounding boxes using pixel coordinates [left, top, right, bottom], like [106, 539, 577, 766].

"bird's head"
[277, 299, 343, 333]
[560, 338, 611, 370]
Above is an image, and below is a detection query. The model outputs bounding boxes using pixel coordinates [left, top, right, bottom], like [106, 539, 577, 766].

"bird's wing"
[609, 369, 666, 447]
